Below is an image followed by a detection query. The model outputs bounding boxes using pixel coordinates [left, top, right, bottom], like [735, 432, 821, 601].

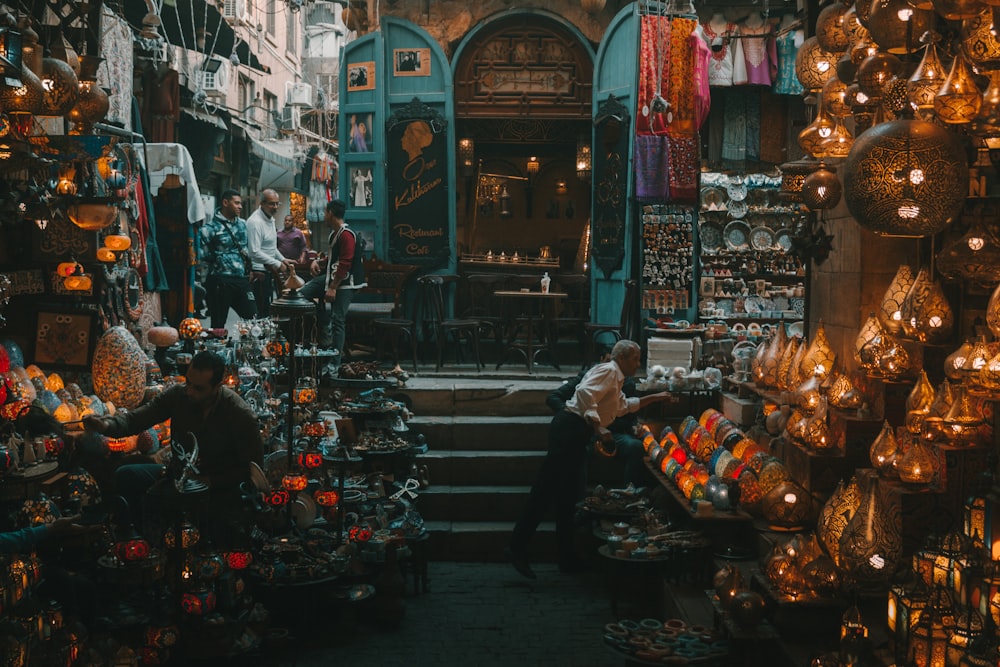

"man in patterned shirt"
[199, 189, 257, 329]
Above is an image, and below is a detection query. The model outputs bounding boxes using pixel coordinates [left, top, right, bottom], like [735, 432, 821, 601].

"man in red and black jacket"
[300, 199, 366, 359]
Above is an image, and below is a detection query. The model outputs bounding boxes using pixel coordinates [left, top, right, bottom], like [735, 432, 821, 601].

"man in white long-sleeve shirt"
[246, 189, 296, 316]
[508, 340, 676, 578]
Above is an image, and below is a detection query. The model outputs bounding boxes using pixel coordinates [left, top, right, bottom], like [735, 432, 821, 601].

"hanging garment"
[774, 29, 806, 96]
[722, 91, 747, 161]
[635, 135, 671, 202]
[733, 18, 778, 86]
[691, 26, 713, 130]
[667, 136, 699, 202]
[702, 17, 737, 87]
[141, 67, 180, 144]
[637, 15, 672, 136]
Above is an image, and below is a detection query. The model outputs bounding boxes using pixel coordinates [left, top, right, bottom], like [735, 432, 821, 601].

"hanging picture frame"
[32, 307, 98, 370]
[346, 61, 375, 91]
[393, 48, 431, 77]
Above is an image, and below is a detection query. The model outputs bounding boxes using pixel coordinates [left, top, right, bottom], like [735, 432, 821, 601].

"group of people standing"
[198, 190, 365, 359]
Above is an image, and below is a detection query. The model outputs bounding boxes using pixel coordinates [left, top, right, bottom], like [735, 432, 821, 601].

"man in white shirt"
[507, 340, 675, 579]
[246, 189, 296, 316]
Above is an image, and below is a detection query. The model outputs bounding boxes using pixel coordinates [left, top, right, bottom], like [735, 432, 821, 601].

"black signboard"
[591, 95, 630, 278]
[386, 98, 450, 267]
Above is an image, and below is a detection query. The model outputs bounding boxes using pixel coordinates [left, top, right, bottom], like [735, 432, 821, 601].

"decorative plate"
[249, 462, 269, 492]
[726, 181, 748, 201]
[750, 226, 775, 251]
[699, 221, 724, 251]
[700, 186, 727, 211]
[727, 199, 748, 219]
[787, 321, 805, 338]
[724, 220, 751, 251]
[291, 494, 318, 530]
[775, 228, 794, 252]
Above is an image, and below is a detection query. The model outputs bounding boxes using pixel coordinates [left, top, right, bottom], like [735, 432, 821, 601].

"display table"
[493, 290, 567, 372]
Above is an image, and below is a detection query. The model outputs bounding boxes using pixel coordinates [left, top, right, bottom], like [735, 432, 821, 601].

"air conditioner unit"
[286, 82, 313, 107]
[221, 0, 247, 24]
[277, 106, 300, 134]
[195, 57, 229, 97]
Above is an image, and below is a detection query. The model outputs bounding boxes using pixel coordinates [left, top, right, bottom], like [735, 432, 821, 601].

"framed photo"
[699, 276, 716, 298]
[393, 48, 430, 77]
[33, 308, 98, 370]
[346, 61, 375, 91]
[349, 166, 374, 209]
[347, 112, 373, 153]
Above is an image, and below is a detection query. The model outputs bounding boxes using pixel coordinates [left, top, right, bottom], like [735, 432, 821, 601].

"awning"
[250, 138, 299, 191]
[182, 107, 227, 130]
[123, 0, 267, 72]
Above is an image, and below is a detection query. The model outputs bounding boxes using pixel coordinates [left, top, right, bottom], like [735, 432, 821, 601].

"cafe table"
[492, 290, 567, 373]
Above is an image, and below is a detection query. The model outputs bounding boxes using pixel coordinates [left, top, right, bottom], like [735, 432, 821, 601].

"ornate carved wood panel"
[455, 16, 593, 119]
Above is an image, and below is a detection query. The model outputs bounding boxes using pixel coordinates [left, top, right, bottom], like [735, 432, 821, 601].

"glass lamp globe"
[39, 57, 79, 116]
[796, 36, 838, 91]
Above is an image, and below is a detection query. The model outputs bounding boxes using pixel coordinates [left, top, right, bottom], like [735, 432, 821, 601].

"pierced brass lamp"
[800, 320, 837, 380]
[871, 421, 901, 478]
[880, 265, 916, 334]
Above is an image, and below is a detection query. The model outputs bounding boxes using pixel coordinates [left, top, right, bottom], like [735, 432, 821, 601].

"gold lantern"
[868, 0, 936, 54]
[927, 380, 955, 418]
[838, 476, 902, 586]
[908, 588, 956, 667]
[783, 337, 808, 392]
[842, 119, 969, 238]
[906, 370, 936, 433]
[880, 265, 916, 333]
[804, 397, 833, 450]
[947, 608, 985, 667]
[982, 564, 1000, 624]
[933, 0, 986, 20]
[823, 76, 853, 118]
[856, 312, 885, 364]
[960, 337, 993, 379]
[857, 51, 905, 98]
[937, 219, 1000, 286]
[829, 373, 865, 409]
[762, 480, 812, 530]
[39, 57, 78, 116]
[844, 6, 870, 46]
[871, 420, 901, 478]
[762, 324, 789, 388]
[945, 341, 974, 380]
[986, 283, 1000, 339]
[66, 79, 109, 135]
[800, 95, 838, 157]
[962, 8, 1000, 67]
[796, 36, 838, 91]
[897, 433, 939, 486]
[795, 374, 824, 413]
[890, 581, 931, 658]
[909, 32, 948, 120]
[941, 384, 985, 442]
[878, 334, 913, 379]
[973, 70, 1000, 138]
[779, 156, 821, 203]
[817, 1, 851, 52]
[977, 348, 1000, 394]
[800, 320, 837, 380]
[66, 200, 118, 231]
[801, 164, 843, 209]
[935, 51, 983, 124]
[909, 279, 954, 344]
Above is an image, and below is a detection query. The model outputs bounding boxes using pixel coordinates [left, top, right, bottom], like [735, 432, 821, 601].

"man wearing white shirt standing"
[246, 189, 296, 316]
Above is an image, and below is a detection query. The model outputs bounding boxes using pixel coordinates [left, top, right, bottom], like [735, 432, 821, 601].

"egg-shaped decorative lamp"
[880, 265, 916, 333]
[937, 220, 1000, 286]
[838, 480, 902, 586]
[39, 57, 78, 116]
[91, 326, 148, 410]
[797, 36, 838, 91]
[843, 119, 969, 237]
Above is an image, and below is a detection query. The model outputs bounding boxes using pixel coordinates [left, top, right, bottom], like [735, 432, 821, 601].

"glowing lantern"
[225, 551, 253, 570]
[163, 520, 200, 550]
[264, 489, 290, 507]
[91, 326, 148, 410]
[281, 471, 308, 492]
[180, 588, 216, 616]
[177, 318, 203, 340]
[296, 451, 324, 469]
[113, 537, 151, 562]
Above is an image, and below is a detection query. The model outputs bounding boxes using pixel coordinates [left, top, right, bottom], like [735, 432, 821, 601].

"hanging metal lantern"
[801, 164, 843, 210]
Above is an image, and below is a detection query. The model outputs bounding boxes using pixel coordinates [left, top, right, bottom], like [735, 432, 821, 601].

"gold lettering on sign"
[396, 225, 444, 239]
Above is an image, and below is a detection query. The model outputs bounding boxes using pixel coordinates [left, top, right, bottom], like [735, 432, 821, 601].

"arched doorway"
[451, 12, 596, 275]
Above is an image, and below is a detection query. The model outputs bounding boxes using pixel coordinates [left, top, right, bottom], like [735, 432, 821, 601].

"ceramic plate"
[699, 221, 724, 251]
[724, 220, 751, 251]
[787, 321, 805, 337]
[726, 182, 747, 201]
[750, 226, 775, 251]
[727, 200, 748, 219]
[775, 228, 794, 252]
[291, 494, 317, 530]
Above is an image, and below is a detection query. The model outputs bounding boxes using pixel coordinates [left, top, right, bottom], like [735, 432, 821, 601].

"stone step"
[408, 415, 551, 451]
[423, 520, 556, 563]
[417, 450, 547, 485]
[419, 485, 532, 522]
[387, 378, 563, 417]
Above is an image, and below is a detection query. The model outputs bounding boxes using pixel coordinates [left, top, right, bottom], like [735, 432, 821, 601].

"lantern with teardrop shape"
[804, 397, 834, 450]
[778, 336, 804, 391]
[909, 32, 947, 121]
[881, 265, 916, 334]
[838, 477, 902, 586]
[935, 51, 982, 124]
[829, 372, 865, 409]
[856, 312, 885, 365]
[906, 370, 937, 434]
[761, 324, 789, 388]
[800, 321, 837, 380]
[897, 432, 939, 487]
[937, 219, 1000, 287]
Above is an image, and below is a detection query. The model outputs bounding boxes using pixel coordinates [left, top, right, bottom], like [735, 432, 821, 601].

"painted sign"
[386, 98, 450, 266]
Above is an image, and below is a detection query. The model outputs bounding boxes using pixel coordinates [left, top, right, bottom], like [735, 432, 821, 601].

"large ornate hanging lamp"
[858, 51, 905, 98]
[937, 218, 1000, 286]
[39, 57, 78, 117]
[842, 118, 969, 237]
[931, 0, 986, 20]
[962, 7, 1000, 66]
[799, 95, 838, 157]
[817, 1, 852, 52]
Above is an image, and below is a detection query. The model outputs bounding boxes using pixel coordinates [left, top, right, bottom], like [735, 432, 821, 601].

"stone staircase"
[386, 371, 627, 562]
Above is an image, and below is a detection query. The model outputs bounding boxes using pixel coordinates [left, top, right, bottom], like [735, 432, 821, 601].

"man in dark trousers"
[508, 340, 675, 579]
[300, 199, 366, 358]
[199, 189, 256, 328]
[546, 352, 648, 488]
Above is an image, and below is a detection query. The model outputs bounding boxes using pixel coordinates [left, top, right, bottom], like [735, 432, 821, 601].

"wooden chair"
[461, 273, 507, 364]
[349, 256, 419, 370]
[547, 274, 589, 367]
[583, 279, 639, 367]
[418, 275, 482, 371]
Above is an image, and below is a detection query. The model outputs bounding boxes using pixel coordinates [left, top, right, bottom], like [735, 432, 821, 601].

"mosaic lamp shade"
[935, 51, 983, 125]
[909, 34, 948, 121]
[844, 118, 969, 237]
[796, 36, 839, 91]
[880, 265, 917, 333]
[178, 317, 203, 340]
[867, 0, 936, 54]
[937, 220, 1000, 286]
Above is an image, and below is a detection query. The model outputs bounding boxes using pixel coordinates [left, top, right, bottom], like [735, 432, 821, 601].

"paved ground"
[256, 562, 627, 667]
